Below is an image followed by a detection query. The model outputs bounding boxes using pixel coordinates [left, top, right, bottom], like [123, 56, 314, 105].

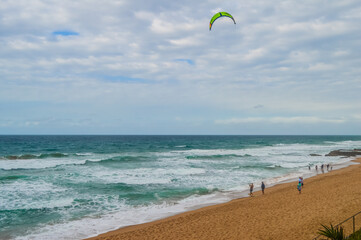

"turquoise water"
[1, 135, 361, 239]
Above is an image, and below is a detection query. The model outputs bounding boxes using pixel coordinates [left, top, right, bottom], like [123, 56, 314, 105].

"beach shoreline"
[86, 157, 361, 240]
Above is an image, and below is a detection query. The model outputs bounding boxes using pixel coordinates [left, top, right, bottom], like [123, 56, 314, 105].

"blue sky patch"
[52, 31, 79, 36]
[174, 59, 195, 65]
[101, 75, 150, 83]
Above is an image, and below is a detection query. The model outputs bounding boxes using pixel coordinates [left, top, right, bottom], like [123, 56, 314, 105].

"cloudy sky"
[1, 0, 361, 135]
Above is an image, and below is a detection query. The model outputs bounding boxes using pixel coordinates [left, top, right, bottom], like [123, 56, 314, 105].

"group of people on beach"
[298, 163, 333, 194]
[249, 163, 333, 197]
[249, 181, 266, 197]
[309, 163, 333, 173]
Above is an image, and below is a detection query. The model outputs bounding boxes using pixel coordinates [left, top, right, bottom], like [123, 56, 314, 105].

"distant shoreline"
[1, 134, 361, 136]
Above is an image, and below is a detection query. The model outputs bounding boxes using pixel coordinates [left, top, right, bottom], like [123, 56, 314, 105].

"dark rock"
[325, 149, 361, 157]
[310, 154, 322, 156]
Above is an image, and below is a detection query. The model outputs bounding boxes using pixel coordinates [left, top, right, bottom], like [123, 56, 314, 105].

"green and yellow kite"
[209, 12, 236, 31]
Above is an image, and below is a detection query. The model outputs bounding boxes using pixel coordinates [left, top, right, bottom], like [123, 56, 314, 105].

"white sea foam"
[0, 158, 84, 170]
[0, 153, 116, 170]
[75, 152, 94, 156]
[1, 181, 69, 211]
[11, 157, 360, 240]
[5, 139, 361, 240]
[14, 191, 234, 240]
[79, 166, 208, 186]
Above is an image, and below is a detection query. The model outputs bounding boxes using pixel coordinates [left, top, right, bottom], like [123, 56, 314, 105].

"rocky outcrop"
[325, 149, 361, 157]
[309, 154, 322, 156]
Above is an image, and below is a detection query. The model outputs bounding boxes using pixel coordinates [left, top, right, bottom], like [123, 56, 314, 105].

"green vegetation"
[348, 229, 361, 240]
[317, 224, 345, 240]
[317, 224, 361, 240]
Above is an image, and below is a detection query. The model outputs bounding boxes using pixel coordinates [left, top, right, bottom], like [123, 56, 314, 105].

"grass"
[348, 229, 361, 240]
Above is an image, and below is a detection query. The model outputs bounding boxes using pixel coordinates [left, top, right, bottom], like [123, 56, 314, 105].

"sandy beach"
[87, 158, 361, 240]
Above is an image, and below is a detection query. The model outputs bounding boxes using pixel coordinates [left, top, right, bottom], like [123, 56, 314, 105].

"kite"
[209, 12, 236, 31]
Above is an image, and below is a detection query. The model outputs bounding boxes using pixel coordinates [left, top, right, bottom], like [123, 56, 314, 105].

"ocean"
[1, 135, 361, 240]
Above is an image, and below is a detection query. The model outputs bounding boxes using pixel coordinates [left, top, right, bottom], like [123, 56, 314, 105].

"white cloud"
[243, 48, 267, 61]
[169, 36, 201, 47]
[1, 0, 361, 134]
[333, 50, 349, 57]
[308, 62, 335, 71]
[276, 20, 354, 38]
[216, 117, 346, 125]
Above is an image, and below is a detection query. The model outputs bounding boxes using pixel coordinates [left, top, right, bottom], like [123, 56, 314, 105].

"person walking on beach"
[301, 177, 304, 187]
[249, 183, 254, 197]
[261, 182, 265, 195]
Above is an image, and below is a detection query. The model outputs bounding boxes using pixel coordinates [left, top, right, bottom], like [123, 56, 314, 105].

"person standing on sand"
[249, 183, 254, 196]
[297, 182, 302, 194]
[261, 182, 265, 194]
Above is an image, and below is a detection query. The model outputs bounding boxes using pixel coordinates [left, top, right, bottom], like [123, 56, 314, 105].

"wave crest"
[3, 153, 69, 160]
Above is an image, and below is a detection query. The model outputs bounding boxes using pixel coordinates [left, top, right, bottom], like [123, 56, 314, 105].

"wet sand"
[86, 158, 361, 240]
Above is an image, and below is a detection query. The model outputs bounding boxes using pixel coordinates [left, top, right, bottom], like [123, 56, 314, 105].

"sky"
[1, 0, 361, 135]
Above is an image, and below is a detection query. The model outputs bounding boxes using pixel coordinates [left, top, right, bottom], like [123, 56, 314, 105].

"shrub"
[317, 224, 345, 240]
